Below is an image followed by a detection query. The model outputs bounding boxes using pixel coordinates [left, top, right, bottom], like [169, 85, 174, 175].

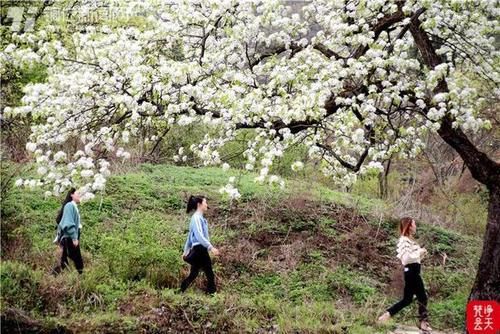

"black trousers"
[180, 245, 216, 294]
[59, 237, 84, 274]
[387, 263, 428, 321]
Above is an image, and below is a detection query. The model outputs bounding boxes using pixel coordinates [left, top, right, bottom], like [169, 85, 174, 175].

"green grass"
[1, 164, 481, 333]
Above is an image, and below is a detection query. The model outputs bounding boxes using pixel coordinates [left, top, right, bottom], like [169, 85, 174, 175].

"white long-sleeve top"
[396, 236, 426, 265]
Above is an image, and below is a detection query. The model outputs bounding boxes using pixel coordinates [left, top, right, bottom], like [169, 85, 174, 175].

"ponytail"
[187, 195, 205, 213]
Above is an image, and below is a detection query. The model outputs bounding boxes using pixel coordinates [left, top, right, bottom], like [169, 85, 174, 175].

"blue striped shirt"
[183, 211, 212, 253]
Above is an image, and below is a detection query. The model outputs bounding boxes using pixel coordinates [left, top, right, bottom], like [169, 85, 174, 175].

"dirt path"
[389, 325, 459, 334]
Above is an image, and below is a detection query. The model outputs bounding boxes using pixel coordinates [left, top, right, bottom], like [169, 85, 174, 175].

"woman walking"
[53, 188, 84, 274]
[378, 217, 432, 332]
[180, 195, 220, 294]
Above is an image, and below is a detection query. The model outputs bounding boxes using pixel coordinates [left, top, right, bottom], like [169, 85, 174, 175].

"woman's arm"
[183, 230, 192, 255]
[192, 215, 213, 250]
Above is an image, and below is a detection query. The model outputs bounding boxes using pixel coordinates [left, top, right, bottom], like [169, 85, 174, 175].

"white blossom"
[53, 151, 66, 162]
[26, 142, 37, 152]
[219, 183, 241, 200]
[80, 192, 95, 202]
[122, 130, 130, 143]
[81, 169, 94, 178]
[6, 0, 496, 197]
[351, 129, 365, 144]
[92, 173, 106, 190]
[291, 161, 304, 171]
[37, 166, 48, 176]
[269, 175, 280, 185]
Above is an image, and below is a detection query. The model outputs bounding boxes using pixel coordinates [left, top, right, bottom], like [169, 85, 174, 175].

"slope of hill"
[0, 164, 480, 333]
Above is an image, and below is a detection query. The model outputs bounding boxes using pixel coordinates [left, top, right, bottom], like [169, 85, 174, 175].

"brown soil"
[1, 194, 438, 333]
[1, 307, 70, 334]
[211, 195, 399, 286]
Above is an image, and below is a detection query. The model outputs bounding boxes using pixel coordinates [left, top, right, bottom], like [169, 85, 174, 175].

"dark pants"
[55, 237, 83, 274]
[387, 263, 428, 321]
[180, 245, 216, 294]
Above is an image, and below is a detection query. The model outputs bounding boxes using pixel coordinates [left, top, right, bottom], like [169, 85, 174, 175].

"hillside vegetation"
[1, 164, 481, 333]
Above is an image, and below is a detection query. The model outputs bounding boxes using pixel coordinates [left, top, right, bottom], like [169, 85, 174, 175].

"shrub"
[327, 266, 378, 304]
[428, 291, 468, 329]
[424, 267, 471, 299]
[99, 211, 184, 288]
[0, 261, 43, 311]
[288, 262, 332, 302]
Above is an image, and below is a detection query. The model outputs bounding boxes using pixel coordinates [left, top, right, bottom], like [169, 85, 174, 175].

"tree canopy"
[3, 0, 498, 200]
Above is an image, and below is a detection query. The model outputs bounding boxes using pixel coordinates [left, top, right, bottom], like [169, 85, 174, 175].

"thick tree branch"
[351, 2, 407, 58]
[409, 15, 500, 187]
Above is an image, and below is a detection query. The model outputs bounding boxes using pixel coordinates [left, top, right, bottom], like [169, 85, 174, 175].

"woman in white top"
[378, 217, 432, 332]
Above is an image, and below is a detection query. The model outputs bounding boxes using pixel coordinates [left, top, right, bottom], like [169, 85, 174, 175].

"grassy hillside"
[1, 164, 481, 333]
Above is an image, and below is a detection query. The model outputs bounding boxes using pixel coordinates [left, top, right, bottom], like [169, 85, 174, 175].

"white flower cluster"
[218, 176, 241, 200]
[291, 161, 304, 172]
[5, 0, 496, 197]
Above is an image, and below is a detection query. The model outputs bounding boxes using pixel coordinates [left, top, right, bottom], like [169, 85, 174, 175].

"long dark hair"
[56, 188, 76, 225]
[186, 195, 205, 213]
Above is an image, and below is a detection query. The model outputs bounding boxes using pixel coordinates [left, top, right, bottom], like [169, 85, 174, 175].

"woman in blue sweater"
[180, 195, 220, 294]
[54, 188, 83, 274]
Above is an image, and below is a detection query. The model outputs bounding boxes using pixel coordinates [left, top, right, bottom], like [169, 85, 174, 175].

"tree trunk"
[409, 10, 500, 309]
[378, 158, 391, 199]
[433, 107, 500, 306]
[378, 171, 386, 199]
[469, 184, 500, 301]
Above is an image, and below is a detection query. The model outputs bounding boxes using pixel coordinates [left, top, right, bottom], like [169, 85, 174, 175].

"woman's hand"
[210, 247, 220, 256]
[73, 239, 79, 247]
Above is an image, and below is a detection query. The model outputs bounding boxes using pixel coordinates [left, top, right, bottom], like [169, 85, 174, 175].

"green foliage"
[327, 266, 378, 304]
[418, 223, 481, 269]
[270, 144, 309, 178]
[314, 186, 386, 215]
[249, 273, 284, 298]
[99, 211, 184, 288]
[351, 173, 382, 199]
[0, 261, 43, 311]
[77, 265, 129, 309]
[428, 290, 468, 329]
[157, 124, 207, 164]
[0, 160, 17, 206]
[439, 189, 488, 235]
[281, 260, 333, 304]
[423, 267, 470, 299]
[219, 129, 257, 169]
[0, 164, 482, 332]
[277, 302, 338, 333]
[419, 224, 462, 253]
